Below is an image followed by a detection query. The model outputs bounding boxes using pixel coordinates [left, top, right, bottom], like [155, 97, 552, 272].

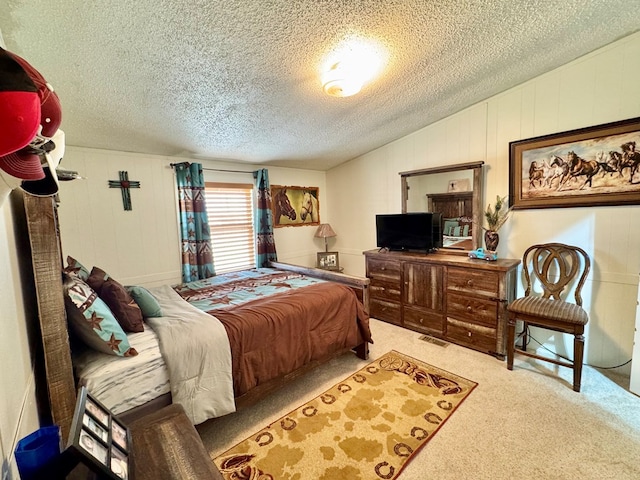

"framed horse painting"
[509, 116, 640, 209]
[271, 185, 320, 227]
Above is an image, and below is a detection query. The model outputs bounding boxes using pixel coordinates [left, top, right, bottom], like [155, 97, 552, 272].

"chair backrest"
[521, 243, 590, 305]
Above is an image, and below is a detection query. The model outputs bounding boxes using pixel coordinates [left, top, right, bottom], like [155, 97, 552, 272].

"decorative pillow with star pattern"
[63, 274, 138, 357]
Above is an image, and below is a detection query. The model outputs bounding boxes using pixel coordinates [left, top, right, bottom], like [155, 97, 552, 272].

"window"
[205, 182, 255, 273]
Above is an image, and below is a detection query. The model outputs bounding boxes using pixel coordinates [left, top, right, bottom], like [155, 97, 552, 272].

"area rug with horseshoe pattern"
[214, 350, 477, 480]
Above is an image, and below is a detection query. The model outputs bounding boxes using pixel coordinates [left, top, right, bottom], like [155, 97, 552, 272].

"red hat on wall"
[0, 148, 46, 180]
[0, 48, 41, 157]
[6, 49, 62, 138]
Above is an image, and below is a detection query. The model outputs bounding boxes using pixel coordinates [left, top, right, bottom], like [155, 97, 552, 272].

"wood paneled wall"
[327, 32, 640, 374]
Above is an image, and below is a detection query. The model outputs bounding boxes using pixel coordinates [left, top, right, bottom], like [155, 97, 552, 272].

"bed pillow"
[63, 275, 138, 357]
[87, 267, 144, 333]
[64, 255, 90, 281]
[443, 219, 459, 236]
[443, 217, 473, 237]
[459, 218, 472, 236]
[126, 285, 163, 318]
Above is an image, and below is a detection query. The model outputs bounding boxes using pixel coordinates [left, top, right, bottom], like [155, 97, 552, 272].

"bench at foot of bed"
[129, 403, 223, 479]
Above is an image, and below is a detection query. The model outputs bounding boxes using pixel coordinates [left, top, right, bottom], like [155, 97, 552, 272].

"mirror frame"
[400, 161, 484, 253]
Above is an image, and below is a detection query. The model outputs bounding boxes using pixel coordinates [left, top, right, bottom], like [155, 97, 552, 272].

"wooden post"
[21, 192, 76, 442]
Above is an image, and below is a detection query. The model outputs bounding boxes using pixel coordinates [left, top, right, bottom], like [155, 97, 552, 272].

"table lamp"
[314, 223, 336, 252]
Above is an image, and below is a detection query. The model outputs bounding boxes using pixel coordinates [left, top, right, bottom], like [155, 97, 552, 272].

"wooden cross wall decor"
[108, 171, 140, 211]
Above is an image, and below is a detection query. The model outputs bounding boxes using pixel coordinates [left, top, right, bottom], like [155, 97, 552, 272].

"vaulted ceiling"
[2, 1, 639, 170]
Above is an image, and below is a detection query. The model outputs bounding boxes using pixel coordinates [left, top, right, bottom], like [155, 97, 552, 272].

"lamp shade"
[315, 223, 336, 252]
[314, 223, 336, 238]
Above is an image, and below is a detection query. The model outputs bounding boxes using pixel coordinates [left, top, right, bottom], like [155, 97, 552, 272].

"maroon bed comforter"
[208, 282, 372, 396]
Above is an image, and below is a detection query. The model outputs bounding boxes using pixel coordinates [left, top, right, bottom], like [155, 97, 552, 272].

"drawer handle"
[466, 305, 472, 312]
[381, 267, 386, 271]
[467, 279, 473, 286]
[419, 318, 424, 324]
[468, 332, 472, 337]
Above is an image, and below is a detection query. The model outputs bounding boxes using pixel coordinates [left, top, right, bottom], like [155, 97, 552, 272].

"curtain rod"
[203, 168, 254, 174]
[169, 162, 254, 175]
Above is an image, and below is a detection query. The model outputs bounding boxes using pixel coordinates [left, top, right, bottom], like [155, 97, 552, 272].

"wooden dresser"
[364, 249, 520, 358]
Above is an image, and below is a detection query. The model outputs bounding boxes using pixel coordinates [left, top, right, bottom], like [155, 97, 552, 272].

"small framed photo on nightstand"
[317, 251, 340, 271]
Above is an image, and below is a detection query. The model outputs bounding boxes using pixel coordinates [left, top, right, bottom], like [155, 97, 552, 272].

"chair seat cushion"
[507, 296, 588, 325]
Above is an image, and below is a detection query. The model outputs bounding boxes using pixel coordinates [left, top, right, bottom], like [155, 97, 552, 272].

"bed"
[18, 193, 371, 441]
[70, 265, 372, 425]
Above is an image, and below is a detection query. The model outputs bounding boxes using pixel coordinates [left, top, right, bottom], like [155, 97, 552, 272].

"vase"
[484, 230, 499, 252]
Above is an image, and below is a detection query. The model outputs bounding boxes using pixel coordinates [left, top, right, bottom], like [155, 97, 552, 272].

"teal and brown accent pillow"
[443, 218, 459, 236]
[64, 255, 90, 281]
[443, 217, 472, 237]
[64, 274, 138, 357]
[126, 285, 163, 318]
[87, 267, 144, 333]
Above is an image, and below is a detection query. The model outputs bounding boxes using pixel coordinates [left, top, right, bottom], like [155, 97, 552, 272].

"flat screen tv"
[376, 213, 443, 252]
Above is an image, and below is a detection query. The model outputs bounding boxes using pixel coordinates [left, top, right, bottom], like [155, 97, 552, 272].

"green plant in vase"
[483, 195, 511, 252]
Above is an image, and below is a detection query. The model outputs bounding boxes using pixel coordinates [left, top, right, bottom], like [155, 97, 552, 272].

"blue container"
[15, 425, 61, 480]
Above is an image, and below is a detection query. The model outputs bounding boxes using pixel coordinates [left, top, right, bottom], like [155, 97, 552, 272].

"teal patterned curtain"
[174, 162, 215, 282]
[253, 168, 277, 267]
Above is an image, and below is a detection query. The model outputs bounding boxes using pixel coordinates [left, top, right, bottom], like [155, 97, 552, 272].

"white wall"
[327, 32, 640, 374]
[56, 148, 328, 286]
[0, 201, 40, 480]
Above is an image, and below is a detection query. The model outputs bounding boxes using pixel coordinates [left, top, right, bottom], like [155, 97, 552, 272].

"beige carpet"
[213, 351, 476, 479]
[198, 319, 640, 480]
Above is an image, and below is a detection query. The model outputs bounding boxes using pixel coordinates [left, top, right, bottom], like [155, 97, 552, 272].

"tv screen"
[376, 213, 442, 252]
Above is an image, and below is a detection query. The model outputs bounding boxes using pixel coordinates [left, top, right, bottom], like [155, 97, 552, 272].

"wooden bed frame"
[16, 192, 370, 442]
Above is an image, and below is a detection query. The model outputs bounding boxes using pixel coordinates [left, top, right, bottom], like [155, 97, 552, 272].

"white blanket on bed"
[146, 285, 235, 424]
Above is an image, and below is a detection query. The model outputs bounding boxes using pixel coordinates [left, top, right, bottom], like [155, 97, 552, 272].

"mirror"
[400, 161, 484, 252]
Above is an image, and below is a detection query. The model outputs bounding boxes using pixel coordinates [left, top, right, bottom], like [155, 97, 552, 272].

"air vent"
[419, 335, 449, 347]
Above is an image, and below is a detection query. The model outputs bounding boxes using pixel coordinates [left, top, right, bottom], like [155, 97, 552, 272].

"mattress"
[73, 327, 170, 415]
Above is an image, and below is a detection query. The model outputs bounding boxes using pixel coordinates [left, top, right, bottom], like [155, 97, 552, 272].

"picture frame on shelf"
[66, 386, 131, 480]
[317, 251, 340, 271]
[509, 116, 640, 210]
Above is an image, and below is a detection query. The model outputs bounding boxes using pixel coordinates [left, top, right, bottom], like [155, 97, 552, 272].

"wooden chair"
[506, 243, 590, 392]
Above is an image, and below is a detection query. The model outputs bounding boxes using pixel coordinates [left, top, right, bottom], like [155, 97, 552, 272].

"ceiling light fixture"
[321, 36, 387, 98]
[322, 62, 363, 97]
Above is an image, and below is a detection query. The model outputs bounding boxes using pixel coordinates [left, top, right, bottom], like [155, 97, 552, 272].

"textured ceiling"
[2, 1, 640, 171]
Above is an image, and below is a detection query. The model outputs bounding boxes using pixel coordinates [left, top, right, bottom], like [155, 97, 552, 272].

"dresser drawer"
[403, 306, 444, 335]
[447, 292, 498, 328]
[370, 298, 402, 325]
[446, 319, 497, 354]
[367, 258, 402, 281]
[447, 266, 499, 297]
[369, 278, 402, 302]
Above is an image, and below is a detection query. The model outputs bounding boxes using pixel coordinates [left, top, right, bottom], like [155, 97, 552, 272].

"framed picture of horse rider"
[271, 185, 320, 227]
[509, 116, 640, 210]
